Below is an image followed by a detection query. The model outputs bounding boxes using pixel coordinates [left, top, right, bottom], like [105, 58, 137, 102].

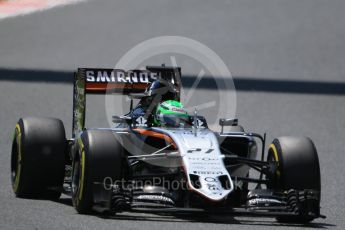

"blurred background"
[0, 0, 344, 229]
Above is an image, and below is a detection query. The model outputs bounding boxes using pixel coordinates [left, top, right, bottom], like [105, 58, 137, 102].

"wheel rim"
[11, 134, 22, 192]
[72, 158, 81, 198]
[267, 145, 281, 188]
[11, 139, 19, 184]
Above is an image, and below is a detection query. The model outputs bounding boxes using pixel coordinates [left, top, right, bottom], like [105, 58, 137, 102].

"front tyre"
[267, 136, 321, 223]
[72, 130, 124, 214]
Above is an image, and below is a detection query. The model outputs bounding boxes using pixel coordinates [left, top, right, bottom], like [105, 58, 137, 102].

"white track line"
[0, 0, 87, 20]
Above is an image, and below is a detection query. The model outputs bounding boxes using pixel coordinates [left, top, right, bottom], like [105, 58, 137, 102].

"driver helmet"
[154, 100, 189, 127]
[140, 79, 179, 107]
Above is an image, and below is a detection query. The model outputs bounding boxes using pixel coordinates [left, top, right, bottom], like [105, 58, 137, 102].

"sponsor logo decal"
[135, 116, 147, 127]
[193, 119, 205, 128]
[193, 171, 223, 175]
[248, 198, 282, 206]
[85, 70, 160, 84]
[136, 195, 174, 205]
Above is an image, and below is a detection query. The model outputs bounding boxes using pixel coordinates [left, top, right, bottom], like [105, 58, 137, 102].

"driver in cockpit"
[130, 79, 179, 118]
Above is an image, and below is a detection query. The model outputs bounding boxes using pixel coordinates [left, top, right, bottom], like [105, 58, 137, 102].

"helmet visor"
[156, 114, 191, 128]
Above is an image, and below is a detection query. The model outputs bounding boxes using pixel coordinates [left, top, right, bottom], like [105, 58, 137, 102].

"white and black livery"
[11, 66, 325, 223]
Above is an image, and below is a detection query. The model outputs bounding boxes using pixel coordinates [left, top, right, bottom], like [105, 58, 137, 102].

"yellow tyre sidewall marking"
[77, 138, 86, 203]
[269, 144, 281, 178]
[13, 124, 22, 193]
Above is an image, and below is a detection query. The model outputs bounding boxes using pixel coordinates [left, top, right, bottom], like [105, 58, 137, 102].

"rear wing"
[72, 66, 182, 138]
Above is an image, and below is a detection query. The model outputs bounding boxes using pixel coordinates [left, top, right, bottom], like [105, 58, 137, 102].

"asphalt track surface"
[1, 0, 345, 229]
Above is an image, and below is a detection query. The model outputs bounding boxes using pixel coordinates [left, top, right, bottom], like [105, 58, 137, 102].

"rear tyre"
[72, 130, 124, 214]
[11, 117, 66, 199]
[267, 136, 321, 223]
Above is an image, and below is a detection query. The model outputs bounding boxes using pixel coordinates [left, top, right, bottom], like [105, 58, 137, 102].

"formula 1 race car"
[11, 66, 325, 223]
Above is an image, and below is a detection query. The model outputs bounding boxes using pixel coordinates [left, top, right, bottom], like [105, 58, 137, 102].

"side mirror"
[219, 118, 238, 134]
[112, 116, 132, 124]
[219, 118, 238, 127]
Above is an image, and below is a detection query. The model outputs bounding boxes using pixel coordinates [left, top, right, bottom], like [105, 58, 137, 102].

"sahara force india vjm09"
[11, 66, 325, 223]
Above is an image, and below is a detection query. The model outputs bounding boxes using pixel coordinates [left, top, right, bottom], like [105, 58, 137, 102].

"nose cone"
[180, 131, 213, 149]
[185, 155, 233, 201]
